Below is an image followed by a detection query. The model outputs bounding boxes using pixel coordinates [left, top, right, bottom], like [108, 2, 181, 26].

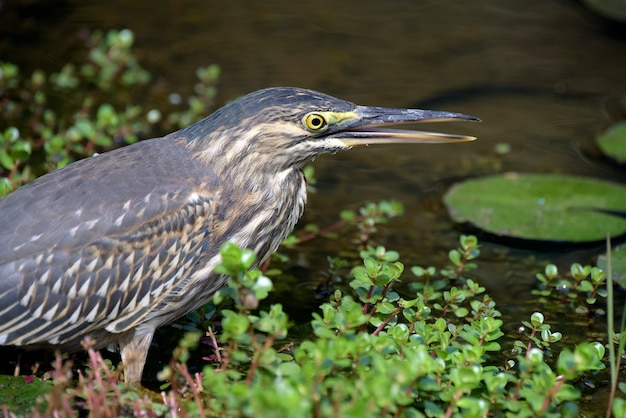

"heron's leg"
[120, 331, 154, 383]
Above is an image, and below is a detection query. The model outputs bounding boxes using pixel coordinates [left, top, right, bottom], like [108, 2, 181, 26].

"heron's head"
[184, 87, 480, 172]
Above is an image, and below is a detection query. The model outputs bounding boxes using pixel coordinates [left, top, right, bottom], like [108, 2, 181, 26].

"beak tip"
[455, 114, 481, 123]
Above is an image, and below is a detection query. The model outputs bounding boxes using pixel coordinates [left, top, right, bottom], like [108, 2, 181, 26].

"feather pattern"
[0, 87, 474, 382]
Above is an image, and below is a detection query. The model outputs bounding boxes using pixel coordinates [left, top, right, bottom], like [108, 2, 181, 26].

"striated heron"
[0, 87, 478, 383]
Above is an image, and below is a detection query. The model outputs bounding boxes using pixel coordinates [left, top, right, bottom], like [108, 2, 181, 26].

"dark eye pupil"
[311, 117, 322, 127]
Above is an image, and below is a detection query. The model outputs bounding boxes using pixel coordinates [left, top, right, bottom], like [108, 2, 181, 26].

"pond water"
[2, 0, 626, 394]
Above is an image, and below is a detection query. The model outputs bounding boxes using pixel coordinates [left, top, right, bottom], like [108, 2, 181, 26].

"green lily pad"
[597, 121, 626, 164]
[597, 245, 626, 289]
[443, 173, 626, 242]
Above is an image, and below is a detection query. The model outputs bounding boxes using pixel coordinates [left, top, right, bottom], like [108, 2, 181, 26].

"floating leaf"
[444, 173, 626, 242]
[596, 121, 626, 164]
[597, 244, 626, 288]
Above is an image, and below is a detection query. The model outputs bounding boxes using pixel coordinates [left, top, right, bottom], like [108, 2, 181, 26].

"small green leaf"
[454, 307, 469, 317]
[449, 249, 461, 266]
[527, 347, 544, 364]
[3, 127, 20, 142]
[596, 120, 626, 164]
[530, 312, 544, 327]
[0, 148, 14, 170]
[545, 264, 558, 278]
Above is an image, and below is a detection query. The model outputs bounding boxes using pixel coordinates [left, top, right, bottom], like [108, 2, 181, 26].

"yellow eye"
[303, 113, 328, 131]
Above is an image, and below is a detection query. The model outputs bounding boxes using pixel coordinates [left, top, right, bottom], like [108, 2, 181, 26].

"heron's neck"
[223, 166, 306, 256]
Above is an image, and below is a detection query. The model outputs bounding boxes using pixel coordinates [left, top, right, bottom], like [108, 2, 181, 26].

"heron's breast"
[213, 168, 306, 262]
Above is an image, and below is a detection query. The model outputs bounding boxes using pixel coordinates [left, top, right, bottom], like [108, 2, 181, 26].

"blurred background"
[1, 0, 626, 363]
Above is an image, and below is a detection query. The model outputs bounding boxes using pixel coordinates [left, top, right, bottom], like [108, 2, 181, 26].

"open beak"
[330, 105, 480, 146]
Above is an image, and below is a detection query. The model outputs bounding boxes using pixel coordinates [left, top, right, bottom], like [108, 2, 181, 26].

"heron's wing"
[0, 136, 215, 261]
[0, 137, 221, 347]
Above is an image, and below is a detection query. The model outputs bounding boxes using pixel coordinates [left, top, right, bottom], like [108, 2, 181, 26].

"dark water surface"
[2, 0, 626, 391]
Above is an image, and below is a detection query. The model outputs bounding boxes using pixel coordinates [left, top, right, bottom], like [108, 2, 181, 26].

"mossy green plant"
[144, 237, 607, 417]
[0, 29, 219, 196]
[2, 234, 617, 416]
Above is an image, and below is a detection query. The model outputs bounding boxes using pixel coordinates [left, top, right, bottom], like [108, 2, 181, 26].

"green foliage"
[595, 92, 626, 166]
[533, 262, 607, 307]
[0, 375, 52, 414]
[596, 121, 626, 164]
[151, 237, 608, 417]
[0, 29, 219, 196]
[15, 232, 609, 416]
[281, 199, 404, 250]
[3, 235, 617, 416]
